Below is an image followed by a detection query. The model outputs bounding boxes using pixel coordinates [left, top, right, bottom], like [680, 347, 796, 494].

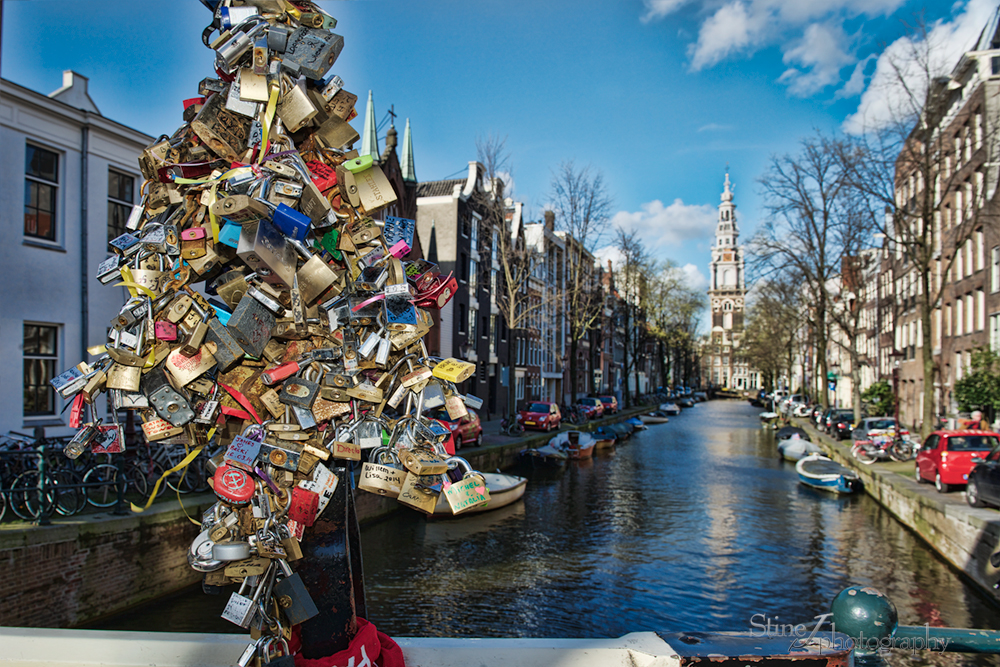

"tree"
[611, 227, 652, 407]
[838, 17, 1000, 437]
[645, 263, 705, 390]
[750, 133, 872, 410]
[743, 274, 805, 393]
[954, 347, 1000, 422]
[549, 161, 613, 402]
[475, 134, 547, 417]
[861, 379, 895, 418]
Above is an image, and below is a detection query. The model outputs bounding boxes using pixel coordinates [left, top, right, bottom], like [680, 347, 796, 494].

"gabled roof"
[972, 3, 1000, 52]
[417, 179, 465, 198]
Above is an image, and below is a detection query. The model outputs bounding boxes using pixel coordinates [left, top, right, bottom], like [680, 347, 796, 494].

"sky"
[1, 0, 993, 296]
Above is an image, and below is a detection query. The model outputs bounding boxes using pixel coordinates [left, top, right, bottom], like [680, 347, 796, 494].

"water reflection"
[95, 401, 1000, 665]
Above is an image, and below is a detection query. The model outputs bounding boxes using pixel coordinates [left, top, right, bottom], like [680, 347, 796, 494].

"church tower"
[707, 173, 757, 390]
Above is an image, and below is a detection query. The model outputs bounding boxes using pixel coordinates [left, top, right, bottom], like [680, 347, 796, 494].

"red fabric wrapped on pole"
[290, 618, 405, 667]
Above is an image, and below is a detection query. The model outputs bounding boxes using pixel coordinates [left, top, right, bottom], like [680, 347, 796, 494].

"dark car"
[824, 409, 854, 435]
[966, 445, 1000, 508]
[598, 395, 619, 414]
[829, 411, 857, 440]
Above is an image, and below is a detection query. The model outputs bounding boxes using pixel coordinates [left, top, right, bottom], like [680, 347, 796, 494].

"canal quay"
[75, 399, 1000, 665]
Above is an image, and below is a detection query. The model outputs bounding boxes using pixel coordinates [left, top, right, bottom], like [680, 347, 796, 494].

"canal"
[95, 400, 1000, 665]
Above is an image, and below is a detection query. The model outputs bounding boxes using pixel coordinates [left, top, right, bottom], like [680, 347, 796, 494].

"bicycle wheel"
[83, 464, 124, 508]
[51, 470, 83, 516]
[889, 440, 913, 462]
[852, 445, 878, 465]
[0, 492, 7, 523]
[9, 471, 55, 520]
[124, 462, 150, 500]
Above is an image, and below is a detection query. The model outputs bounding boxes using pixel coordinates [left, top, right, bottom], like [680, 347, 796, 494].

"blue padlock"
[271, 203, 312, 242]
[218, 222, 242, 249]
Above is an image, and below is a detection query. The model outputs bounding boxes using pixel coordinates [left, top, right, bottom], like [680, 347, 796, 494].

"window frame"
[107, 169, 136, 244]
[23, 322, 60, 418]
[24, 143, 61, 242]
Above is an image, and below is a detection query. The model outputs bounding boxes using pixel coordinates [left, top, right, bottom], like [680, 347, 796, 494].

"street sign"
[828, 381, 836, 391]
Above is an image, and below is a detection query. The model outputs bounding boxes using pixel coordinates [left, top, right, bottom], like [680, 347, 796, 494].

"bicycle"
[499, 414, 525, 437]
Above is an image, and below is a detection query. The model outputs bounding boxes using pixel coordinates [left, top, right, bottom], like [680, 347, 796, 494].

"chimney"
[48, 70, 101, 114]
[385, 125, 397, 152]
[544, 210, 555, 231]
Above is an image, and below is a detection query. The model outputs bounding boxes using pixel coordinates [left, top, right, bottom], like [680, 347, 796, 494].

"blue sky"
[2, 0, 987, 292]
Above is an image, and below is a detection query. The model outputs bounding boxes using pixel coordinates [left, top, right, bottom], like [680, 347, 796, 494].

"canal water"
[95, 400, 1000, 665]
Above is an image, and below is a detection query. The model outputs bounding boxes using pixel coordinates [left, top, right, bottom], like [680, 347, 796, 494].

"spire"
[360, 90, 379, 159]
[722, 171, 733, 202]
[401, 117, 416, 183]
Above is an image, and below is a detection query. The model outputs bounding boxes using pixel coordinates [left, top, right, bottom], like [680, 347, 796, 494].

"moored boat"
[549, 431, 597, 459]
[659, 402, 681, 415]
[521, 443, 568, 467]
[795, 454, 860, 494]
[429, 472, 528, 518]
[626, 417, 648, 430]
[639, 412, 670, 424]
[777, 434, 823, 462]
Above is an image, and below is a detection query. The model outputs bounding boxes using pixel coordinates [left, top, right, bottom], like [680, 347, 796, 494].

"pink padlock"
[155, 321, 178, 341]
[389, 239, 410, 258]
[181, 227, 206, 241]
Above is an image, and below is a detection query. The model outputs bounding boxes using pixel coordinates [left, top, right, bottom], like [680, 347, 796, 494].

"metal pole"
[35, 445, 51, 526]
[112, 452, 127, 515]
[893, 364, 900, 439]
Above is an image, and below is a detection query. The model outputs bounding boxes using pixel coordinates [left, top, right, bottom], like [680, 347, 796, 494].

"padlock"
[143, 367, 195, 427]
[357, 447, 406, 498]
[191, 88, 252, 161]
[398, 447, 449, 476]
[272, 569, 319, 626]
[280, 27, 344, 80]
[227, 293, 277, 358]
[433, 358, 476, 383]
[258, 440, 302, 472]
[214, 16, 269, 73]
[278, 375, 320, 410]
[397, 471, 441, 514]
[180, 227, 208, 259]
[278, 524, 303, 561]
[237, 219, 297, 290]
[276, 82, 318, 132]
[261, 636, 296, 667]
[442, 457, 491, 514]
[64, 422, 101, 460]
[206, 318, 246, 371]
[212, 194, 269, 225]
[214, 464, 257, 507]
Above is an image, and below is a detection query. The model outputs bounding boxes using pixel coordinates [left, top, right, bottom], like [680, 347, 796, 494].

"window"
[991, 314, 1000, 352]
[490, 315, 497, 355]
[516, 375, 525, 400]
[967, 293, 974, 334]
[25, 144, 59, 240]
[491, 269, 498, 297]
[978, 290, 986, 331]
[992, 247, 999, 293]
[491, 230, 498, 265]
[24, 323, 58, 416]
[469, 258, 478, 292]
[481, 315, 488, 340]
[470, 215, 479, 249]
[458, 303, 466, 334]
[957, 299, 964, 336]
[977, 230, 984, 271]
[108, 170, 135, 243]
[469, 308, 478, 340]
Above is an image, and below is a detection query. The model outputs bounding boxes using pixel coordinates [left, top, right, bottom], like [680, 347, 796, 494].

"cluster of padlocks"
[49, 1, 491, 663]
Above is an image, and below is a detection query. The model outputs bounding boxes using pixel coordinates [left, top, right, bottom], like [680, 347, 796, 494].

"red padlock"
[213, 464, 255, 506]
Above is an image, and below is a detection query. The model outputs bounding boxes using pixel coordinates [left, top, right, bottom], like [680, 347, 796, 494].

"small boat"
[777, 434, 823, 462]
[639, 412, 670, 424]
[776, 426, 809, 440]
[521, 443, 568, 467]
[593, 437, 616, 450]
[759, 412, 780, 428]
[429, 472, 528, 518]
[795, 454, 860, 494]
[549, 431, 596, 459]
[626, 417, 648, 430]
[608, 423, 632, 440]
[659, 402, 681, 415]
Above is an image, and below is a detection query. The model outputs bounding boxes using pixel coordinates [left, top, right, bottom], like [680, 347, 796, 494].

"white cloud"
[681, 263, 710, 291]
[647, 0, 909, 96]
[641, 0, 693, 23]
[835, 54, 875, 99]
[778, 22, 855, 97]
[843, 0, 996, 134]
[698, 123, 735, 132]
[611, 198, 717, 248]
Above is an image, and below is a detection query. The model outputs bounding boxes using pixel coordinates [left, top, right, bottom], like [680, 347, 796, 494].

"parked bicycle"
[499, 414, 525, 437]
[851, 434, 915, 464]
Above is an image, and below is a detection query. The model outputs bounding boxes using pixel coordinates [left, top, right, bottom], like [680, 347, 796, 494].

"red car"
[518, 401, 562, 431]
[598, 395, 618, 414]
[429, 409, 483, 451]
[576, 397, 604, 420]
[915, 430, 1000, 492]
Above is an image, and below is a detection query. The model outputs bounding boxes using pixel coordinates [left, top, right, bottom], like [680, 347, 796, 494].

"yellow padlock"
[432, 358, 476, 383]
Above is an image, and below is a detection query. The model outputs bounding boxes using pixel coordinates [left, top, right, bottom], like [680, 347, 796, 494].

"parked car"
[518, 401, 562, 431]
[852, 417, 905, 445]
[597, 395, 619, 414]
[916, 430, 1000, 493]
[966, 446, 1000, 507]
[428, 408, 483, 451]
[577, 397, 605, 420]
[829, 411, 857, 440]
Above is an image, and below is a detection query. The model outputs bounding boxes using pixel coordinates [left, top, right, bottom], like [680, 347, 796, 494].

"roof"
[417, 179, 465, 198]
